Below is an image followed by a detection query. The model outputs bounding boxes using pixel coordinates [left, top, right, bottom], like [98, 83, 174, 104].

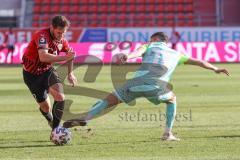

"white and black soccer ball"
[50, 126, 72, 145]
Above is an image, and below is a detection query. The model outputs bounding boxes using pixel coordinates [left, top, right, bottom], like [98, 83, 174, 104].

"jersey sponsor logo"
[39, 37, 47, 44]
[57, 43, 63, 51]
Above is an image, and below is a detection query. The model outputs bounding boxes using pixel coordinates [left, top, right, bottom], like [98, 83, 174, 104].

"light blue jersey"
[135, 42, 189, 82]
[114, 42, 189, 104]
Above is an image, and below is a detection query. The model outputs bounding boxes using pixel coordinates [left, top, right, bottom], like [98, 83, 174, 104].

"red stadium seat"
[61, 0, 69, 4]
[108, 4, 117, 13]
[98, 5, 108, 13]
[50, 5, 60, 13]
[186, 21, 194, 26]
[167, 0, 175, 4]
[117, 21, 127, 27]
[41, 0, 51, 4]
[33, 15, 40, 21]
[79, 5, 88, 13]
[41, 14, 50, 21]
[51, 0, 61, 4]
[137, 0, 146, 3]
[100, 0, 108, 3]
[117, 5, 126, 13]
[108, 14, 117, 21]
[71, 0, 80, 4]
[136, 5, 145, 13]
[145, 4, 155, 13]
[185, 0, 194, 3]
[88, 0, 98, 4]
[165, 21, 174, 26]
[88, 5, 97, 12]
[35, 0, 42, 4]
[165, 5, 174, 12]
[177, 13, 185, 20]
[41, 5, 51, 14]
[176, 0, 186, 3]
[155, 4, 164, 13]
[71, 14, 79, 21]
[156, 13, 164, 20]
[33, 5, 41, 13]
[166, 13, 175, 21]
[156, 20, 164, 26]
[62, 5, 69, 13]
[78, 0, 88, 4]
[186, 14, 194, 20]
[176, 4, 184, 12]
[98, 14, 108, 21]
[133, 21, 140, 27]
[72, 5, 79, 13]
[145, 14, 155, 26]
[88, 14, 98, 20]
[146, 0, 158, 4]
[41, 21, 49, 27]
[108, 20, 117, 27]
[185, 4, 193, 12]
[118, 14, 127, 20]
[126, 4, 135, 13]
[133, 13, 145, 21]
[108, 0, 118, 4]
[32, 21, 39, 27]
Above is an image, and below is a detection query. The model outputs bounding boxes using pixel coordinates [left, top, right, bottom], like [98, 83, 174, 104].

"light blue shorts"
[113, 79, 173, 105]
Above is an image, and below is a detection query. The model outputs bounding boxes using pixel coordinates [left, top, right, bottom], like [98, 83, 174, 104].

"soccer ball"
[50, 126, 72, 145]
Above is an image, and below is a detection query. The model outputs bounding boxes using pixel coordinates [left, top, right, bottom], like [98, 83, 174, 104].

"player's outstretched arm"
[127, 44, 148, 59]
[38, 49, 74, 63]
[184, 58, 230, 76]
[116, 44, 148, 64]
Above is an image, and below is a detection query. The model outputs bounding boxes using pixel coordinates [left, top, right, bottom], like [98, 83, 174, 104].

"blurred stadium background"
[1, 1, 240, 159]
[2, 0, 240, 27]
[1, 0, 240, 64]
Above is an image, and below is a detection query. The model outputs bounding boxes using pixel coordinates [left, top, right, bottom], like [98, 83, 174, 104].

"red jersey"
[22, 28, 71, 75]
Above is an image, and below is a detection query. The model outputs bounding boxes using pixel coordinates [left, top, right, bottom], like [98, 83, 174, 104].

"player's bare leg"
[63, 93, 122, 128]
[161, 94, 180, 141]
[49, 83, 65, 129]
[38, 96, 53, 128]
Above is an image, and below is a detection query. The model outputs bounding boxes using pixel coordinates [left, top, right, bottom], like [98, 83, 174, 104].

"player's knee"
[106, 93, 121, 106]
[54, 93, 65, 101]
[168, 93, 176, 103]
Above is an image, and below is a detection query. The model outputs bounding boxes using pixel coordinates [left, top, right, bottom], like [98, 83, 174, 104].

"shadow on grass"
[174, 134, 240, 139]
[0, 144, 57, 149]
[76, 139, 166, 146]
[0, 139, 58, 149]
[210, 135, 240, 138]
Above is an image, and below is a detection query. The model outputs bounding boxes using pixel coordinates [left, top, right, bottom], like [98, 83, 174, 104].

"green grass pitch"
[0, 64, 240, 160]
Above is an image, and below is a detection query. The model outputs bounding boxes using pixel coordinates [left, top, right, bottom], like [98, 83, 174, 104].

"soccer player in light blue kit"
[64, 32, 229, 141]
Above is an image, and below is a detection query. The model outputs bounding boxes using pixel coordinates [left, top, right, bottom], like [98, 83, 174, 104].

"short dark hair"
[51, 15, 70, 28]
[150, 32, 168, 42]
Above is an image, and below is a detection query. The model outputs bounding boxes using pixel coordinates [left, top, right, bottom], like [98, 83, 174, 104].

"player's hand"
[214, 68, 230, 76]
[67, 72, 78, 87]
[65, 51, 75, 61]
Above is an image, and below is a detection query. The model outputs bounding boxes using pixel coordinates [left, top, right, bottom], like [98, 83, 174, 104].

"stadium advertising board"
[0, 28, 106, 43]
[0, 28, 83, 43]
[1, 42, 240, 64]
[1, 27, 240, 43]
[108, 27, 240, 42]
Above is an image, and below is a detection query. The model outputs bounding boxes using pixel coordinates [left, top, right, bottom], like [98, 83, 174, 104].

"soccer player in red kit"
[22, 15, 77, 133]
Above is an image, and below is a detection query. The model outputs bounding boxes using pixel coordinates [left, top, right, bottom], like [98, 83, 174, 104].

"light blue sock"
[86, 100, 108, 120]
[165, 102, 177, 132]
